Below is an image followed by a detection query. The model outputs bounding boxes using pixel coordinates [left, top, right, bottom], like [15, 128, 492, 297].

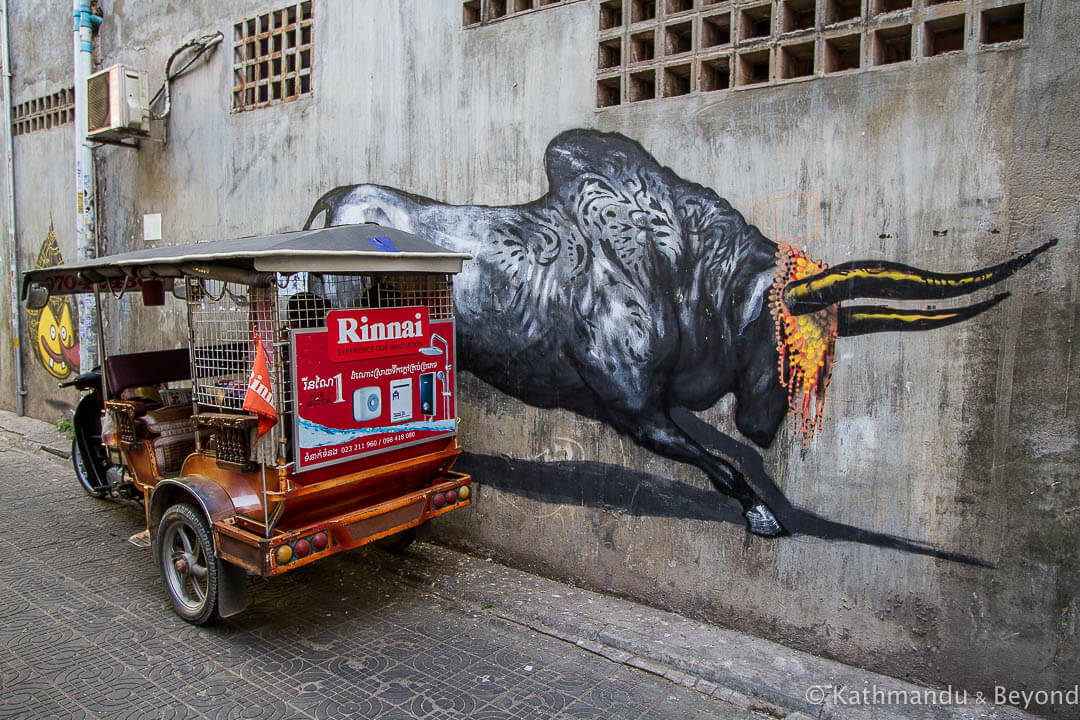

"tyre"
[157, 503, 219, 625]
[372, 525, 417, 553]
[71, 437, 107, 498]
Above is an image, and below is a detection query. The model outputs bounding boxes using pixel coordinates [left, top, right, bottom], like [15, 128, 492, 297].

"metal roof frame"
[23, 224, 470, 298]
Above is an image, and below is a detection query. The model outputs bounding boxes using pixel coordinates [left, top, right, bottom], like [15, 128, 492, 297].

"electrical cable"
[149, 31, 223, 121]
[108, 279, 129, 300]
[199, 278, 227, 302]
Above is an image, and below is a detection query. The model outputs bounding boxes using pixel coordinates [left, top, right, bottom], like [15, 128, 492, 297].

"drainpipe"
[73, 1, 101, 374]
[1, 0, 25, 415]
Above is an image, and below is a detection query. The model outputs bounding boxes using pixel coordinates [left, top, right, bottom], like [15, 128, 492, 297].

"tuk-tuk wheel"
[71, 438, 107, 499]
[372, 525, 417, 553]
[157, 503, 219, 625]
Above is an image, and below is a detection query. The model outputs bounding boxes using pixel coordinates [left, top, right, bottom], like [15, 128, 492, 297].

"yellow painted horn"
[783, 239, 1056, 315]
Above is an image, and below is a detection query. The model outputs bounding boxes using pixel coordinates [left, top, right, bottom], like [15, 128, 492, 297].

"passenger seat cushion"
[151, 433, 197, 474]
[142, 405, 196, 437]
[106, 348, 191, 398]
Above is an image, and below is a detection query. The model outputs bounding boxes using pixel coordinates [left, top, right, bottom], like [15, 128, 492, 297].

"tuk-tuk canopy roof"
[23, 224, 470, 298]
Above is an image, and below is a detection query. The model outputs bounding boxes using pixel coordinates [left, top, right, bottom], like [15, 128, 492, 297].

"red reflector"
[446, 489, 457, 504]
[294, 539, 311, 557]
[312, 532, 328, 551]
[433, 493, 446, 508]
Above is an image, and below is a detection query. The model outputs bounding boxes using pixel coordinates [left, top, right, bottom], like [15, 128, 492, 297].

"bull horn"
[783, 239, 1057, 315]
[837, 293, 1009, 336]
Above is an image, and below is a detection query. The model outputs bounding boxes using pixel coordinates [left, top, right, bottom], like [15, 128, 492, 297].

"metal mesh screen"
[186, 271, 454, 463]
[87, 72, 111, 133]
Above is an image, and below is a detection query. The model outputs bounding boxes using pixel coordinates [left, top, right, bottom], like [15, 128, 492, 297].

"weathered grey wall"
[2, 0, 79, 419]
[1, 0, 1075, 712]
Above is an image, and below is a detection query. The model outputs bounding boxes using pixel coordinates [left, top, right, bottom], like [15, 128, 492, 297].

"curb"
[357, 542, 1037, 720]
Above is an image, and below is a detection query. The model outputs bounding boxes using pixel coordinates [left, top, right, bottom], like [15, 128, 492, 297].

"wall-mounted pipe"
[2, 0, 25, 415]
[73, 0, 101, 375]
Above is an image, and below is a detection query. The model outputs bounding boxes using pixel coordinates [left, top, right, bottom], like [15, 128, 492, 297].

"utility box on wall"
[86, 64, 149, 142]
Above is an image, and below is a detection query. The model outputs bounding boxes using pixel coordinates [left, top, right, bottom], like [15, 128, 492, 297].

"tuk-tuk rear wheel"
[372, 525, 418, 553]
[157, 503, 219, 625]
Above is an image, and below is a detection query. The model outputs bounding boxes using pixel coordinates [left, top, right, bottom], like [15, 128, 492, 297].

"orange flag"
[243, 330, 277, 436]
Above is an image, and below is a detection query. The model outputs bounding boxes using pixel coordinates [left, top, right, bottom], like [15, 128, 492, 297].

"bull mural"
[305, 130, 1054, 540]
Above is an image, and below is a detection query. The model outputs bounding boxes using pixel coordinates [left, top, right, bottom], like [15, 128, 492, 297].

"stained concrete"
[0, 1, 1076, 716]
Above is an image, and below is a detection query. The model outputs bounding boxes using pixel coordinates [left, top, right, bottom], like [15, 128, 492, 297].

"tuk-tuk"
[22, 224, 473, 624]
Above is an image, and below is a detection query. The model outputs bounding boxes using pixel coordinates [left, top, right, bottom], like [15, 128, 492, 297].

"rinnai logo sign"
[327, 307, 429, 362]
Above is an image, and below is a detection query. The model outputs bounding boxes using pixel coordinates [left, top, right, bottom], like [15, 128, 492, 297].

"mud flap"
[217, 558, 249, 618]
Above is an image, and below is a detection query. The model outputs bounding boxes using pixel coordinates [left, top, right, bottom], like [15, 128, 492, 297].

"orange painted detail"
[769, 244, 838, 444]
[113, 407, 469, 577]
[123, 443, 159, 489]
[180, 454, 265, 518]
[213, 473, 472, 577]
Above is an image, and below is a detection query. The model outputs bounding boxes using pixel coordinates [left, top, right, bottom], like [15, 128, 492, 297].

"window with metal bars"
[232, 1, 313, 111]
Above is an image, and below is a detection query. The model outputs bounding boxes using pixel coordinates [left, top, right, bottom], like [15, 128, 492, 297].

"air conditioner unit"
[86, 64, 150, 141]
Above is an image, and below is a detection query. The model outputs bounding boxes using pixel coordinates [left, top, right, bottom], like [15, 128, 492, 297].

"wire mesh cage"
[185, 271, 455, 463]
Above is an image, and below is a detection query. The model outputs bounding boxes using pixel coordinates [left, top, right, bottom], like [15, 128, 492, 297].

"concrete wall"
[1, 0, 1076, 712]
[2, 0, 80, 419]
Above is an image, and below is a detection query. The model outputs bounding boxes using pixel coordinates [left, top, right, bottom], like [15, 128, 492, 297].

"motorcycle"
[62, 369, 137, 500]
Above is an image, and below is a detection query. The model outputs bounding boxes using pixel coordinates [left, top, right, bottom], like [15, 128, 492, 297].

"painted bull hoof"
[744, 503, 786, 537]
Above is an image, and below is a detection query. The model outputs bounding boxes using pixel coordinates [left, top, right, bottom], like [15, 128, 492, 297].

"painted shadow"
[456, 448, 992, 567]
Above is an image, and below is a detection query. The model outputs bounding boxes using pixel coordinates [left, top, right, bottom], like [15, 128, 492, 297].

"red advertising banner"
[291, 309, 456, 471]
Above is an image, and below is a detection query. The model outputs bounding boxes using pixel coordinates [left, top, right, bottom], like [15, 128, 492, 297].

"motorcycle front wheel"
[71, 437, 108, 498]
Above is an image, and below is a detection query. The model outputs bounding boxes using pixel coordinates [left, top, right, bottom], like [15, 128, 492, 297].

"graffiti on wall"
[305, 130, 1054, 547]
[26, 222, 80, 379]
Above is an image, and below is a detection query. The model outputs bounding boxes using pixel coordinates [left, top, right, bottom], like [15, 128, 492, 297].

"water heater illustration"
[390, 378, 413, 423]
[419, 373, 435, 416]
[353, 386, 381, 422]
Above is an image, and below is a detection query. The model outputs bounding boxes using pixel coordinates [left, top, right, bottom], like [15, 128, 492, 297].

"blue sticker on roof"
[367, 236, 400, 253]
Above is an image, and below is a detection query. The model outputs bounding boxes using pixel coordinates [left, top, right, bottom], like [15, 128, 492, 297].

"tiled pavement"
[0, 439, 762, 720]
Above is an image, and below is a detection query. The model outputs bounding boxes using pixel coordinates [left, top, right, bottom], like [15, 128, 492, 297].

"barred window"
[232, 2, 313, 111]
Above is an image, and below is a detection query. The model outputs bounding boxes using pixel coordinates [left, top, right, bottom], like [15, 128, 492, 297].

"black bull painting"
[305, 129, 1055, 553]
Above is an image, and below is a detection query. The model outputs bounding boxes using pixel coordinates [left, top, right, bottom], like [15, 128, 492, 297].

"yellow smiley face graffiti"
[26, 220, 81, 379]
[35, 299, 80, 378]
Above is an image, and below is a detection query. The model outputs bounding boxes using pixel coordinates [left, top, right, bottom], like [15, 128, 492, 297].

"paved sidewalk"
[0, 408, 72, 459]
[0, 409, 1038, 720]
[1, 431, 753, 720]
[355, 545, 1037, 720]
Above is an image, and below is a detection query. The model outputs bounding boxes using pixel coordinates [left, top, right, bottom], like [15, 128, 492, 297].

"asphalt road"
[0, 436, 759, 720]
